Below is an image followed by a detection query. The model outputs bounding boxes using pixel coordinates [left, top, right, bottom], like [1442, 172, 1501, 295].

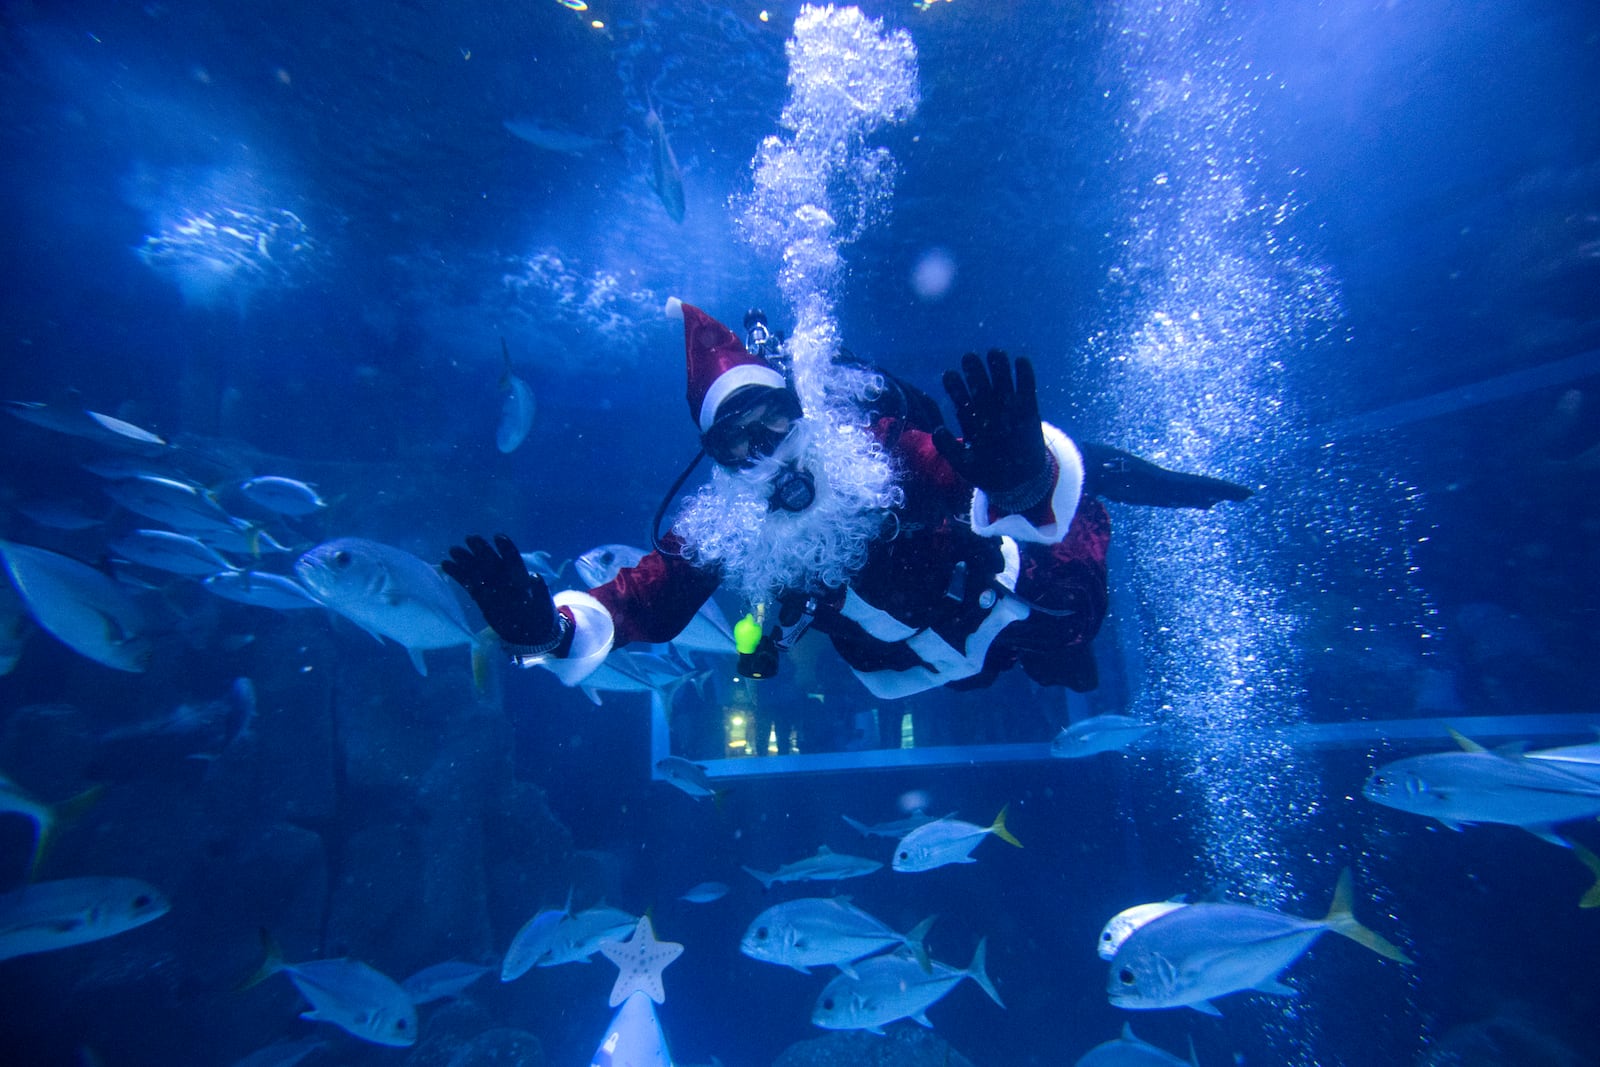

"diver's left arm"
[930, 349, 1085, 545]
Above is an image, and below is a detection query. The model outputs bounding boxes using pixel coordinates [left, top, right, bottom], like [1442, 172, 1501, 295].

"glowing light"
[910, 247, 956, 301]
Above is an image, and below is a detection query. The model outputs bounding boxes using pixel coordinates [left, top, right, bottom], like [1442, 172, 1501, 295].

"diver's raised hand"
[442, 534, 567, 651]
[933, 349, 1053, 511]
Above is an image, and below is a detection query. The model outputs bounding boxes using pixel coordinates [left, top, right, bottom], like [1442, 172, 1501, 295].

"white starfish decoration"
[600, 915, 684, 1006]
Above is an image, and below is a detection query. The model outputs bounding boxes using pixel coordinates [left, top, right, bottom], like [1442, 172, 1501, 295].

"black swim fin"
[1078, 443, 1253, 510]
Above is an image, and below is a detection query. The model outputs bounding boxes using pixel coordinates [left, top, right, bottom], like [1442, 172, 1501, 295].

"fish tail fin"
[1322, 868, 1412, 964]
[500, 337, 513, 387]
[1570, 841, 1600, 908]
[31, 783, 105, 880]
[470, 629, 497, 693]
[903, 915, 937, 972]
[842, 815, 871, 836]
[990, 803, 1022, 849]
[742, 865, 776, 891]
[964, 937, 1004, 1009]
[237, 928, 286, 990]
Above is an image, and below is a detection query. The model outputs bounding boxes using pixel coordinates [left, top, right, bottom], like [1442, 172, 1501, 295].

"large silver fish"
[104, 474, 244, 535]
[110, 529, 238, 576]
[1051, 715, 1157, 759]
[539, 903, 639, 967]
[644, 106, 685, 223]
[0, 876, 169, 960]
[1106, 869, 1410, 1015]
[496, 338, 536, 454]
[892, 805, 1022, 872]
[0, 541, 151, 672]
[1363, 734, 1600, 845]
[1074, 1024, 1197, 1067]
[399, 960, 490, 1005]
[239, 476, 328, 516]
[248, 935, 417, 1047]
[811, 940, 1002, 1034]
[7, 400, 166, 450]
[203, 570, 322, 611]
[294, 538, 476, 675]
[743, 845, 883, 889]
[740, 897, 933, 976]
[575, 543, 648, 588]
[581, 649, 706, 708]
[502, 891, 573, 981]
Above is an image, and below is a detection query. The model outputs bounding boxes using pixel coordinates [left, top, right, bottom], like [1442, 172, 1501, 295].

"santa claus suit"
[527, 305, 1110, 700]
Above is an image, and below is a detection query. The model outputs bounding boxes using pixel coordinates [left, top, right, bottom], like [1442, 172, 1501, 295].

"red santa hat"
[668, 297, 787, 432]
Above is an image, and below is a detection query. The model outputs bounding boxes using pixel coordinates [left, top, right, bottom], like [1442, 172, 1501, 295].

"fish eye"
[756, 927, 768, 940]
[898, 850, 909, 861]
[133, 894, 152, 908]
[333, 550, 351, 568]
[1100, 931, 1112, 943]
[821, 997, 834, 1011]
[396, 1019, 408, 1031]
[1118, 967, 1136, 985]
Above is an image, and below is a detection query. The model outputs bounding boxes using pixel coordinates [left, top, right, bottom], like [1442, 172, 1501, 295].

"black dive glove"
[933, 349, 1054, 512]
[442, 534, 568, 653]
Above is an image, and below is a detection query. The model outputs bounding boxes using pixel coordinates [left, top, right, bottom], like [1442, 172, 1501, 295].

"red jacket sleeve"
[588, 534, 722, 647]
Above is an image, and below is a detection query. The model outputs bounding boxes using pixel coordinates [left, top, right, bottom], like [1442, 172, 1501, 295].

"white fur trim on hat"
[665, 296, 684, 320]
[698, 362, 788, 433]
[970, 422, 1084, 544]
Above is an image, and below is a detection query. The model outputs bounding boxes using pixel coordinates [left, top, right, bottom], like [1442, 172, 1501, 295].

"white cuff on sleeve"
[513, 590, 614, 685]
[971, 422, 1084, 545]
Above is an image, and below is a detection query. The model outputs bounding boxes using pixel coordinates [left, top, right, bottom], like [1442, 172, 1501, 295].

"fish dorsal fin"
[1447, 728, 1489, 754]
[815, 845, 834, 855]
[1121, 1022, 1137, 1042]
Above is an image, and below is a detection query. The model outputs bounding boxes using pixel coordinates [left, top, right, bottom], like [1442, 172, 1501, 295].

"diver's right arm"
[442, 532, 715, 686]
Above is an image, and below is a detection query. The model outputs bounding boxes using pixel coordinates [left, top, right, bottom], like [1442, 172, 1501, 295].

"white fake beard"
[675, 416, 903, 606]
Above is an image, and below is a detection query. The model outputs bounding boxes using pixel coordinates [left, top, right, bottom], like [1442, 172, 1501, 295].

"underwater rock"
[772, 1027, 976, 1067]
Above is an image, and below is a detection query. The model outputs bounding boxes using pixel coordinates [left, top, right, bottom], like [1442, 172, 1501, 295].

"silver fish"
[1051, 715, 1157, 759]
[15, 499, 104, 531]
[1074, 1024, 1197, 1067]
[104, 474, 244, 535]
[575, 543, 648, 588]
[502, 118, 605, 155]
[540, 904, 639, 967]
[655, 756, 716, 798]
[250, 936, 417, 1047]
[892, 805, 1022, 873]
[203, 570, 322, 611]
[239, 476, 328, 516]
[1363, 735, 1600, 846]
[0, 876, 169, 960]
[741, 897, 933, 976]
[400, 960, 491, 1005]
[496, 338, 536, 454]
[582, 649, 705, 708]
[502, 892, 572, 981]
[743, 846, 883, 889]
[811, 940, 1002, 1034]
[644, 106, 685, 223]
[1106, 869, 1410, 1015]
[679, 882, 729, 904]
[1098, 900, 1188, 961]
[7, 400, 166, 450]
[294, 538, 475, 675]
[110, 529, 239, 576]
[0, 541, 151, 672]
[842, 810, 946, 839]
[519, 550, 566, 584]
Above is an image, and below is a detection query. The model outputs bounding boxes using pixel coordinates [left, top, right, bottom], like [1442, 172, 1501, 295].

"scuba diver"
[442, 301, 1251, 700]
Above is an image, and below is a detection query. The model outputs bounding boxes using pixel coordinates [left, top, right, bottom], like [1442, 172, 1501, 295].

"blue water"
[2, 1, 1599, 1065]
